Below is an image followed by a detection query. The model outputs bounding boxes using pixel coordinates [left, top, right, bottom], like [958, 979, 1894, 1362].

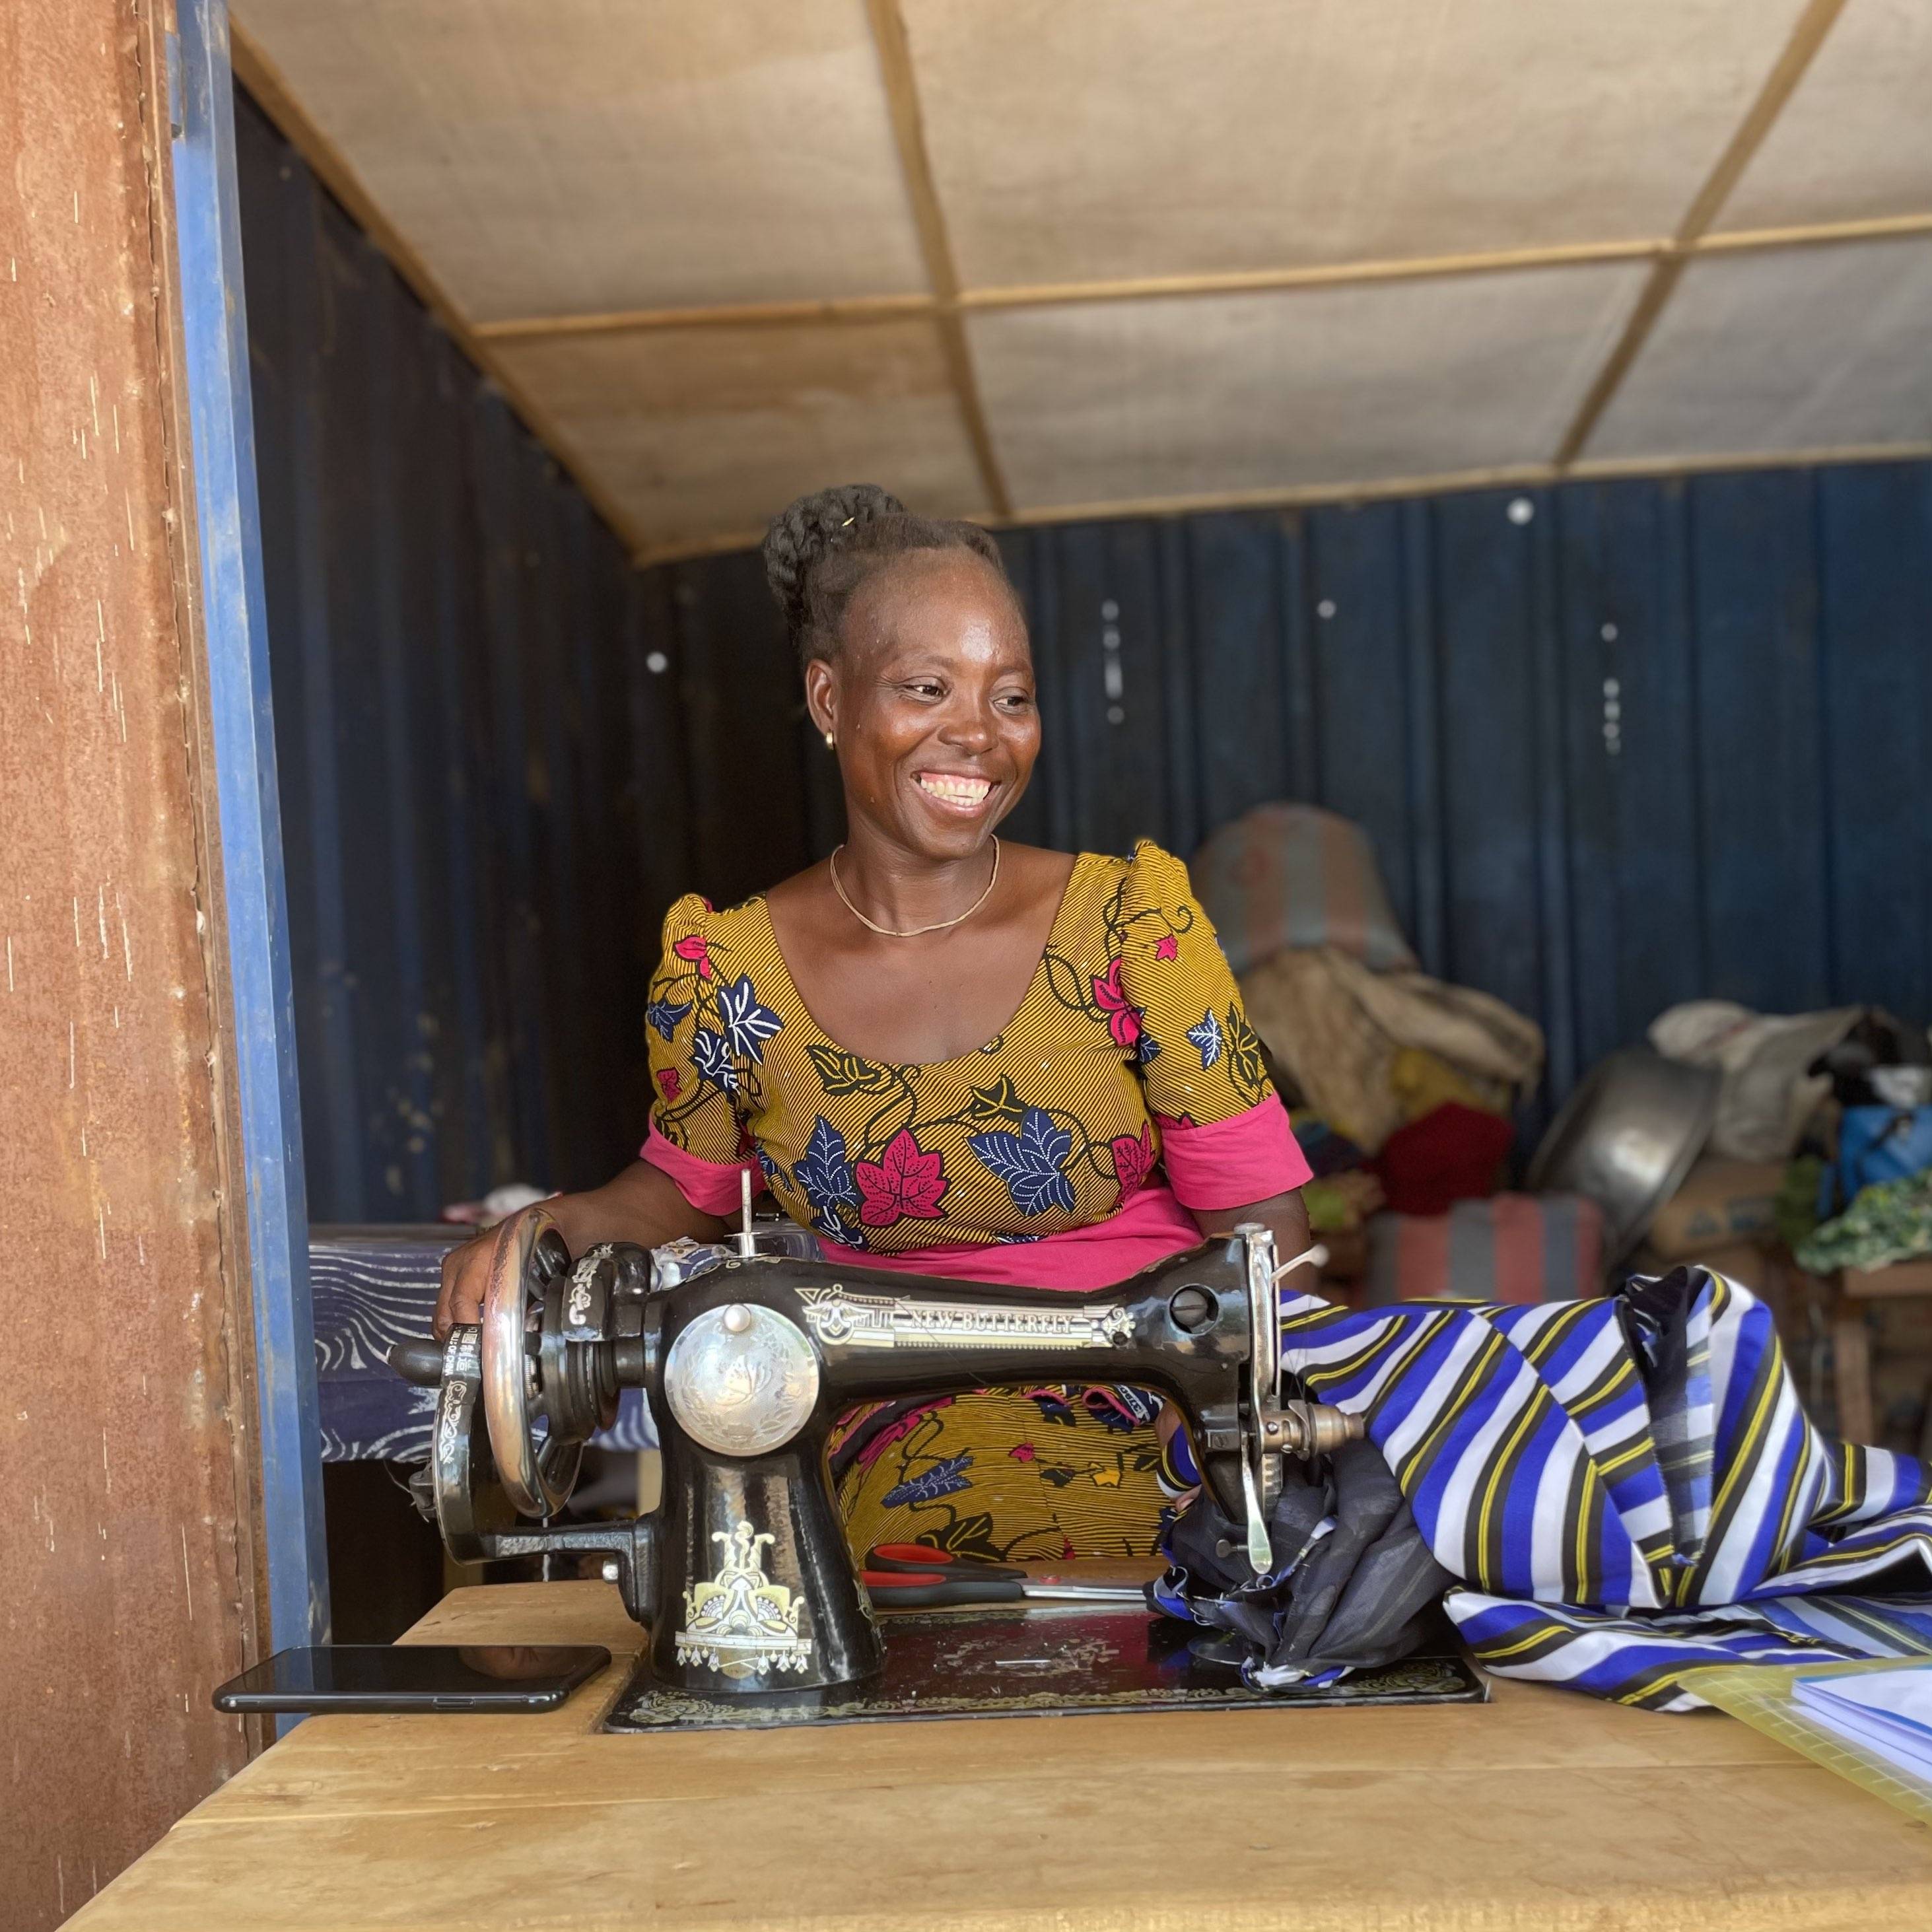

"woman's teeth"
[916, 773, 993, 807]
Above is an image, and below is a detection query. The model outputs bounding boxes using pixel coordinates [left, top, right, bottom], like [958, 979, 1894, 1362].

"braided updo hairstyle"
[761, 483, 1012, 670]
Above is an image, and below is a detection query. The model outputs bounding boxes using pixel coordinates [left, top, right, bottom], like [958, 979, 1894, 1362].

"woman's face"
[808, 551, 1039, 864]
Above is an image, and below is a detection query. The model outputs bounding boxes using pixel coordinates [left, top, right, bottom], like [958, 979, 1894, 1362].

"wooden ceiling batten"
[475, 294, 939, 343]
[228, 18, 651, 557]
[862, 0, 1013, 520]
[1556, 0, 1852, 467]
[464, 213, 1932, 349]
[628, 440, 1932, 565]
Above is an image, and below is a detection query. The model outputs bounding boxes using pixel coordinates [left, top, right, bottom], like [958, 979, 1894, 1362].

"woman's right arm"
[433, 1160, 726, 1338]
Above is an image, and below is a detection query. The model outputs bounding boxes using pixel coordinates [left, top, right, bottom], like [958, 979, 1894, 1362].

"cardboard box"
[1648, 1158, 1785, 1260]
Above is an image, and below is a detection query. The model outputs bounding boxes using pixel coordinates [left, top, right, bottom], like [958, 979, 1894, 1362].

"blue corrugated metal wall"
[675, 473, 1932, 1125]
[240, 91, 1932, 1222]
[238, 94, 691, 1220]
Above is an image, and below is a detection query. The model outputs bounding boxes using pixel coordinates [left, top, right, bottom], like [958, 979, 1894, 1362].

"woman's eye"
[905, 681, 944, 699]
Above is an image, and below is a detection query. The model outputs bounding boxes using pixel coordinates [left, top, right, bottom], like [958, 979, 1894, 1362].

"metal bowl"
[1526, 1047, 1720, 1266]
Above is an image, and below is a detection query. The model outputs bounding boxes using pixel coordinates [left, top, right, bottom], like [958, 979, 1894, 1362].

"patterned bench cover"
[310, 1225, 655, 1461]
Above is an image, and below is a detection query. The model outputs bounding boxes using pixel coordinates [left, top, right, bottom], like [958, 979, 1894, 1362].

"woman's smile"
[912, 768, 998, 814]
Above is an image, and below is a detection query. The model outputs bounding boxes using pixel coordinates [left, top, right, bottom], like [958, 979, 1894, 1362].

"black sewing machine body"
[395, 1218, 1356, 1698]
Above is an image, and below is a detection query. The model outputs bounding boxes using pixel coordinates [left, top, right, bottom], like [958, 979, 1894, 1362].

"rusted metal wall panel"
[1, 3, 262, 1925]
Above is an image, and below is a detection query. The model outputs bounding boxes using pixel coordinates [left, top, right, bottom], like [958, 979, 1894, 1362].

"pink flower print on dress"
[853, 1129, 950, 1227]
[672, 932, 712, 981]
[1109, 1122, 1156, 1201]
[656, 1067, 681, 1101]
[1091, 956, 1144, 1049]
[1155, 934, 1179, 961]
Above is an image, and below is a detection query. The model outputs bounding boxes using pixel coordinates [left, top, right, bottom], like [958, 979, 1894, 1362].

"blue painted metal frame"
[172, 0, 329, 1647]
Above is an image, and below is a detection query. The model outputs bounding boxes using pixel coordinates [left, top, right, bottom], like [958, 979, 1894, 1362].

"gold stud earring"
[824, 730, 835, 750]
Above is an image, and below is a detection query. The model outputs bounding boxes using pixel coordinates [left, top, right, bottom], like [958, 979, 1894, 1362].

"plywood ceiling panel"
[492, 318, 988, 555]
[232, 0, 926, 322]
[1715, 0, 1932, 234]
[1585, 238, 1932, 462]
[901, 0, 1812, 291]
[971, 264, 1650, 511]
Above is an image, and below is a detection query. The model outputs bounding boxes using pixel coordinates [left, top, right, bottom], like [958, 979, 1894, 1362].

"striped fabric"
[1358, 1193, 1604, 1306]
[1280, 1266, 1932, 1710]
[1190, 802, 1416, 979]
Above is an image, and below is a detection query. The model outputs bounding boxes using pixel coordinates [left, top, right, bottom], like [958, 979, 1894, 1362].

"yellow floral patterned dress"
[640, 841, 1309, 1560]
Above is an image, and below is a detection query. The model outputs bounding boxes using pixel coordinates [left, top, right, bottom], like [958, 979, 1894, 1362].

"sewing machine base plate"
[604, 1602, 1486, 1731]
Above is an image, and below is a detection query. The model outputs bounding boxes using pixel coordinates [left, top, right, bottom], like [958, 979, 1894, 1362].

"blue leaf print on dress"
[969, 1106, 1077, 1217]
[1187, 1008, 1223, 1068]
[690, 1027, 737, 1094]
[794, 1116, 861, 1217]
[718, 975, 783, 1061]
[1138, 1034, 1161, 1065]
[882, 1453, 974, 1507]
[645, 996, 692, 1041]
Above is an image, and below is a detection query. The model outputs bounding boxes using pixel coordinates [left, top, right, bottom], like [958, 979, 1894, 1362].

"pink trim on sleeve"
[1157, 1094, 1311, 1210]
[640, 1124, 757, 1218]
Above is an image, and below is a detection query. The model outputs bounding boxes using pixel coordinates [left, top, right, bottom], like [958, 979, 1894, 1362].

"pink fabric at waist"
[821, 1182, 1209, 1292]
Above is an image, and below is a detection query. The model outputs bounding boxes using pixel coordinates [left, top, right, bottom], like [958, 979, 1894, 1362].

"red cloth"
[1370, 1101, 1513, 1216]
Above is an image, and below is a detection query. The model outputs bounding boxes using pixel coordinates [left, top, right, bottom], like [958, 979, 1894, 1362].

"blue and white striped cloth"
[1281, 1267, 1932, 1711]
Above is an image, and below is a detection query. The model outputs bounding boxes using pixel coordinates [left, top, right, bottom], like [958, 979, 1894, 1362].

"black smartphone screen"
[213, 1644, 611, 1715]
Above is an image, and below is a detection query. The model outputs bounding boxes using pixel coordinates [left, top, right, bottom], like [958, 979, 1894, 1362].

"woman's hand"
[433, 1215, 519, 1340]
[432, 1161, 725, 1339]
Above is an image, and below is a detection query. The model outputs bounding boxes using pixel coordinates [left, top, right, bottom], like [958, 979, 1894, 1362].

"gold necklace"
[829, 839, 1001, 938]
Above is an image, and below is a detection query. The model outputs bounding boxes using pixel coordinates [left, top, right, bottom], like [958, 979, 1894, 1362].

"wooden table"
[72, 1581, 1932, 1931]
[1801, 1255, 1932, 1445]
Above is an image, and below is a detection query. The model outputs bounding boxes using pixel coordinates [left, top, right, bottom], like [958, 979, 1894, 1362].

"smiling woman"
[433, 484, 1315, 1557]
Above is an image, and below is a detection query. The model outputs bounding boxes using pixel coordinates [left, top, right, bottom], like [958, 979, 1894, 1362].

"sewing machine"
[390, 1214, 1359, 1696]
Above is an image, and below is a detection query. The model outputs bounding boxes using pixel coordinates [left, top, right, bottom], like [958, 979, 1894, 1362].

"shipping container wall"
[238, 94, 693, 1221]
[675, 472, 1932, 1132]
[240, 94, 1932, 1221]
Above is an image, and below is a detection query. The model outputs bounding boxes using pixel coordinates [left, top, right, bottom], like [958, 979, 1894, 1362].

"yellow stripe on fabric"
[1393, 1327, 1511, 1494]
[1678, 1342, 1783, 1603]
[1573, 1458, 1601, 1601]
[1474, 1379, 1554, 1589]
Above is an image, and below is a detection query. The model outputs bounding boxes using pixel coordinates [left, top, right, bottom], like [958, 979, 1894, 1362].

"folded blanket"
[1154, 1267, 1932, 1711]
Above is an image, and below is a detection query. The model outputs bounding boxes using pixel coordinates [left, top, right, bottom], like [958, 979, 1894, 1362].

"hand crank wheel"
[481, 1208, 584, 1518]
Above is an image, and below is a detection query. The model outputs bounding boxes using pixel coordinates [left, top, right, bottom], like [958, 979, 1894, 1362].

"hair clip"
[841, 516, 854, 528]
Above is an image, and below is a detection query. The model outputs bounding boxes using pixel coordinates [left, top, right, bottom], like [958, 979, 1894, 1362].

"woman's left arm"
[1189, 1190, 1319, 1295]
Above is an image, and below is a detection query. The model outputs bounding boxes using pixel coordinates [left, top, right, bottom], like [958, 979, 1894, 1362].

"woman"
[437, 483, 1313, 1560]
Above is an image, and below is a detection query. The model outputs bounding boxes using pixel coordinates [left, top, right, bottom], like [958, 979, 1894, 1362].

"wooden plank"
[1689, 471, 1832, 1012]
[1816, 462, 1932, 1024]
[67, 1587, 1932, 1932]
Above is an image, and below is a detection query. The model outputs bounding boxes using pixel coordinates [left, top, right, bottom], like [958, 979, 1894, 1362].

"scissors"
[862, 1542, 1149, 1608]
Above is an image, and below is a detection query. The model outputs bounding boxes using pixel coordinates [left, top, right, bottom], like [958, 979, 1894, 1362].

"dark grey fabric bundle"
[1152, 1437, 1451, 1688]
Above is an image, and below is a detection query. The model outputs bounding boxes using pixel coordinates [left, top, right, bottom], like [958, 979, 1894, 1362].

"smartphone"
[213, 1643, 611, 1715]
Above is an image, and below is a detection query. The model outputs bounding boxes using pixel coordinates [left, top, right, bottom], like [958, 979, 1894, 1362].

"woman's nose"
[938, 702, 997, 751]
